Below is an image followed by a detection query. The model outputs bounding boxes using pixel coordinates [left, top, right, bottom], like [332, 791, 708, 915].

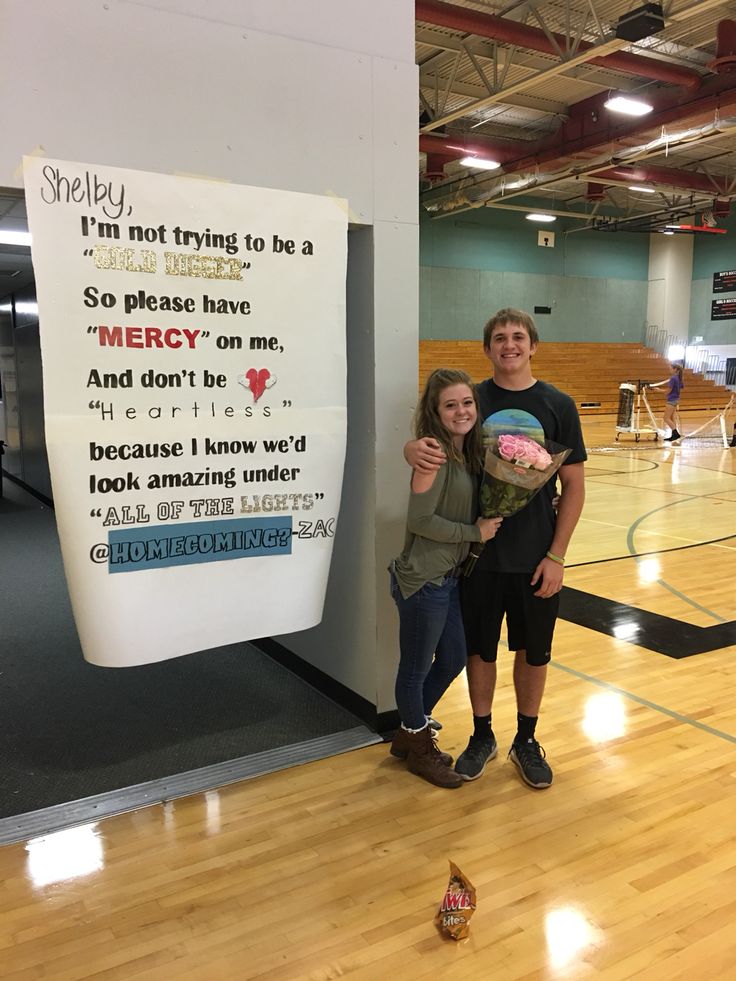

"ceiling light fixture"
[628, 185, 656, 193]
[0, 230, 31, 247]
[525, 213, 556, 222]
[604, 95, 653, 116]
[459, 155, 501, 170]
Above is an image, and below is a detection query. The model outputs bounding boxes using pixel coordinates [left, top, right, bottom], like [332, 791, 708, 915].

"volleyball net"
[615, 382, 734, 447]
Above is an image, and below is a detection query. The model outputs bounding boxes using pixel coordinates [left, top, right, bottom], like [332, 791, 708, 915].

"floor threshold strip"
[0, 726, 380, 846]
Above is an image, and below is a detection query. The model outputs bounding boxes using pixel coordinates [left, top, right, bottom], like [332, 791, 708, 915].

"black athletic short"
[461, 570, 558, 666]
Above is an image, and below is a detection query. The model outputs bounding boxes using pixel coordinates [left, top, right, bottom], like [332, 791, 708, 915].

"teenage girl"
[388, 369, 502, 789]
[649, 363, 684, 441]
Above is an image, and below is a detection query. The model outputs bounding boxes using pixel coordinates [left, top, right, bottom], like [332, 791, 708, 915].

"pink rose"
[497, 434, 519, 461]
[497, 434, 552, 470]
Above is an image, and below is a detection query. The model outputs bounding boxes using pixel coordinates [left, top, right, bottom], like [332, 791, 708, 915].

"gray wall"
[0, 0, 418, 715]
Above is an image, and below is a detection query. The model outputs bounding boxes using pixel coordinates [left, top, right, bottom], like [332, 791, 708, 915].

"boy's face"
[484, 321, 537, 375]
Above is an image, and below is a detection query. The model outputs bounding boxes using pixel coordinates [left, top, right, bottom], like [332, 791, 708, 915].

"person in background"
[389, 368, 502, 789]
[648, 363, 684, 441]
[405, 309, 586, 789]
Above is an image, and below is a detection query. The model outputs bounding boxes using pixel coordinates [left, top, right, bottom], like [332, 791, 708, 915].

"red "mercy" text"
[98, 325, 201, 349]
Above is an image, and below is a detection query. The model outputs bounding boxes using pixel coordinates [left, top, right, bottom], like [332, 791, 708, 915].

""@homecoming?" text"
[101, 517, 294, 572]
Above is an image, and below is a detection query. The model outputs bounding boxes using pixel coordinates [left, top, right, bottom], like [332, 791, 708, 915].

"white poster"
[24, 157, 347, 667]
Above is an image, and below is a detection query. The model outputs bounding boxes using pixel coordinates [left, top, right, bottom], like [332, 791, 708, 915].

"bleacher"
[419, 341, 731, 415]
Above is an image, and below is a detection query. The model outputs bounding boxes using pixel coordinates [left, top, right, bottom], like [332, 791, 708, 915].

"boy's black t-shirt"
[475, 378, 587, 574]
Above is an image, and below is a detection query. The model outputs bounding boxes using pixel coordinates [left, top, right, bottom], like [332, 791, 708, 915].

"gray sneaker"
[508, 738, 553, 788]
[454, 732, 498, 781]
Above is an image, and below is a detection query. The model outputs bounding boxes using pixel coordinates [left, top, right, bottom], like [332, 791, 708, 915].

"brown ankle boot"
[390, 726, 453, 765]
[404, 727, 463, 789]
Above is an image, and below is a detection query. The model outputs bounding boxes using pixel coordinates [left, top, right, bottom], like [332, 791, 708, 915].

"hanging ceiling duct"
[585, 183, 608, 200]
[416, 0, 702, 90]
[422, 113, 736, 215]
[594, 165, 731, 197]
[420, 73, 736, 182]
[709, 20, 736, 74]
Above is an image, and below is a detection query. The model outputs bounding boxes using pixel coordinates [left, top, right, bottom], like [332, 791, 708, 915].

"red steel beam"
[420, 77, 736, 182]
[416, 0, 702, 90]
[595, 165, 730, 196]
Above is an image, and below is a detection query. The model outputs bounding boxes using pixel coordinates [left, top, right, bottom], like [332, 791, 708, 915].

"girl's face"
[437, 383, 477, 445]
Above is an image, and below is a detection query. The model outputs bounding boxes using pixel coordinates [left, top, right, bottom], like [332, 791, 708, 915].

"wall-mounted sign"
[24, 156, 348, 667]
[711, 297, 736, 320]
[712, 269, 736, 294]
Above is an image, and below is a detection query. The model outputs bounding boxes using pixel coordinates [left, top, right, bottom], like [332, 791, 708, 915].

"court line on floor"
[589, 473, 735, 493]
[600, 451, 736, 478]
[567, 533, 736, 567]
[586, 446, 736, 477]
[559, 587, 735, 655]
[654, 579, 727, 623]
[627, 500, 726, 622]
[584, 481, 696, 499]
[552, 660, 736, 745]
[582, 515, 701, 543]
[585, 474, 734, 501]
[585, 461, 660, 474]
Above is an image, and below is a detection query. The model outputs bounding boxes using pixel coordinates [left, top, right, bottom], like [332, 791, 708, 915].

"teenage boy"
[405, 309, 586, 788]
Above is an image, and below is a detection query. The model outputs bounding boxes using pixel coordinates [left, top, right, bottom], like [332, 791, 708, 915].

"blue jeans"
[390, 573, 468, 730]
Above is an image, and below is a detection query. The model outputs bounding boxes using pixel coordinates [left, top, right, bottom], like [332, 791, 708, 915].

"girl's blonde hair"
[671, 362, 684, 385]
[414, 369, 482, 473]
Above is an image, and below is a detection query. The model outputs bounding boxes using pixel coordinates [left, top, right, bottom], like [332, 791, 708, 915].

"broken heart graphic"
[239, 367, 277, 402]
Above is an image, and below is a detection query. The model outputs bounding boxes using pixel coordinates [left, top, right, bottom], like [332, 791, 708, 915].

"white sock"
[401, 722, 429, 735]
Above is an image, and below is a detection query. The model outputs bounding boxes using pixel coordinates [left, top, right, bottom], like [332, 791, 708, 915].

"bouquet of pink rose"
[464, 433, 572, 576]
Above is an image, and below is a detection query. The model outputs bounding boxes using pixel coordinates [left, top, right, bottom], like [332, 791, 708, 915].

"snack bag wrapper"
[435, 861, 476, 940]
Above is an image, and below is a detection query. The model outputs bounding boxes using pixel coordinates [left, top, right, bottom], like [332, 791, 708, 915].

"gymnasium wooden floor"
[2, 413, 735, 980]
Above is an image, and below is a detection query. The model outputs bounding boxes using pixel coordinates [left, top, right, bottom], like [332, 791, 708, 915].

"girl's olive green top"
[392, 462, 481, 599]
